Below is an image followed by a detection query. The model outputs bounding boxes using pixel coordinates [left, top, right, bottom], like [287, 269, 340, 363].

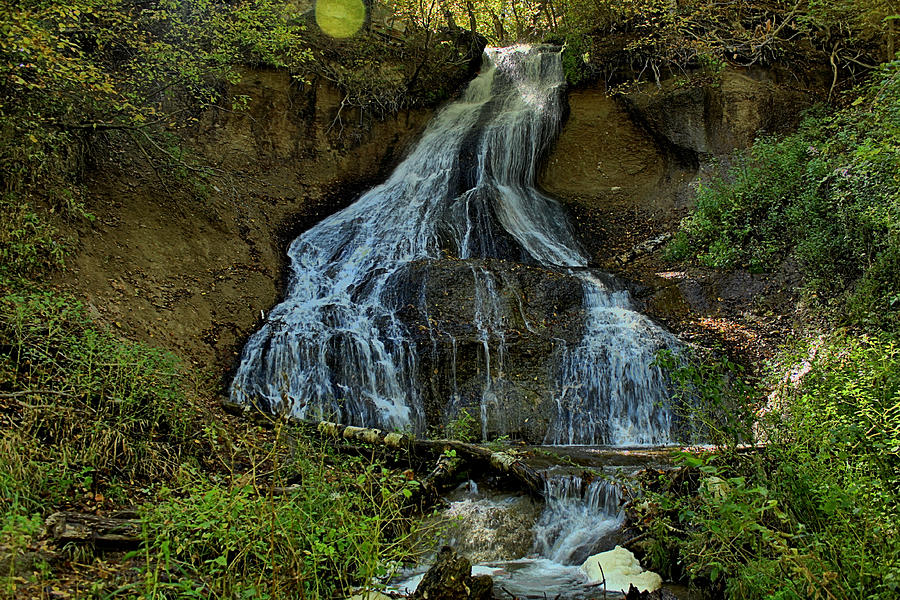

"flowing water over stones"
[230, 45, 679, 445]
[396, 453, 671, 598]
[533, 475, 624, 565]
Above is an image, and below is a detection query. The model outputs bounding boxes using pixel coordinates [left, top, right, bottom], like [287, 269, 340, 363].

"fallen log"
[308, 420, 545, 499]
[44, 511, 141, 549]
[612, 233, 673, 266]
[419, 452, 464, 499]
[221, 398, 547, 498]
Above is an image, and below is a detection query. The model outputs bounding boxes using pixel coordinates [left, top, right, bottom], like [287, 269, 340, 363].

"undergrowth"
[654, 347, 757, 446]
[140, 425, 430, 599]
[657, 57, 900, 595]
[0, 280, 430, 597]
[666, 58, 900, 331]
[636, 334, 900, 599]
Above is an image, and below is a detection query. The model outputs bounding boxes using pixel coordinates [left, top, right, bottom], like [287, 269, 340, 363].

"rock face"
[541, 67, 819, 271]
[395, 258, 588, 441]
[413, 547, 493, 600]
[540, 88, 696, 271]
[622, 68, 816, 157]
[541, 66, 822, 347]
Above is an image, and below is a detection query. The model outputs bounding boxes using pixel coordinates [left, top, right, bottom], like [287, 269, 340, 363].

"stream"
[391, 446, 679, 599]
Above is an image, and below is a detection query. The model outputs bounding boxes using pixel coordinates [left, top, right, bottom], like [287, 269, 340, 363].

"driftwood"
[306, 420, 545, 499]
[221, 399, 547, 498]
[612, 233, 673, 266]
[44, 511, 141, 549]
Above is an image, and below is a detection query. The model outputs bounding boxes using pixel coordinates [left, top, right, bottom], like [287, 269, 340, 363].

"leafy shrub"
[655, 348, 756, 445]
[638, 333, 900, 599]
[445, 407, 479, 442]
[667, 61, 900, 330]
[142, 436, 427, 599]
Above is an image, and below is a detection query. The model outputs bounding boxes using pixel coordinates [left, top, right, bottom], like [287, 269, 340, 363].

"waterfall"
[533, 476, 623, 565]
[230, 46, 678, 445]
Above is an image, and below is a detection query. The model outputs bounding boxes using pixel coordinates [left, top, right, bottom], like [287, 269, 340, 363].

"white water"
[230, 45, 678, 444]
[393, 471, 635, 598]
[533, 475, 624, 564]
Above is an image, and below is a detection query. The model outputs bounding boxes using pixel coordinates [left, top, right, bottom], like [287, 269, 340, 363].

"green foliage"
[655, 348, 756, 445]
[0, 284, 429, 597]
[445, 407, 479, 442]
[0, 512, 46, 594]
[0, 1, 318, 296]
[0, 285, 202, 512]
[668, 60, 900, 330]
[665, 133, 812, 272]
[637, 333, 900, 599]
[141, 433, 427, 599]
[560, 34, 591, 86]
[0, 195, 67, 279]
[424, 0, 894, 86]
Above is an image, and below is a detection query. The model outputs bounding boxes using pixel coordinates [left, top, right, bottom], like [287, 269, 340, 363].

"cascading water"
[230, 45, 678, 445]
[533, 475, 624, 565]
[394, 472, 639, 598]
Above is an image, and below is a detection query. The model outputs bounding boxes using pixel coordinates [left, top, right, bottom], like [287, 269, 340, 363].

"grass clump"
[141, 429, 428, 599]
[636, 333, 900, 599]
[0, 286, 199, 504]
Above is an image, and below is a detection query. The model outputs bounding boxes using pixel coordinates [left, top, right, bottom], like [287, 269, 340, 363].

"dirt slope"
[57, 69, 434, 382]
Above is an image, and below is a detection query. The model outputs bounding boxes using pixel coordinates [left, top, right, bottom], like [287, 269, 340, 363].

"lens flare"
[315, 0, 365, 39]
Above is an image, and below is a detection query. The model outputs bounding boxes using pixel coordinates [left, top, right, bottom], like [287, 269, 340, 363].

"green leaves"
[642, 332, 900, 599]
[141, 444, 426, 599]
[667, 61, 900, 331]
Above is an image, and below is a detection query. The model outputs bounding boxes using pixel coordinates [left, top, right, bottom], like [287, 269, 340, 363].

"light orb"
[315, 0, 366, 39]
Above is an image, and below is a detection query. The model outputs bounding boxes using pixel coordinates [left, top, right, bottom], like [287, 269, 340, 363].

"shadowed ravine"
[230, 45, 679, 446]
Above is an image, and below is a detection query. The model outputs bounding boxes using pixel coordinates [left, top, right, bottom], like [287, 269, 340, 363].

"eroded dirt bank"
[57, 70, 436, 378]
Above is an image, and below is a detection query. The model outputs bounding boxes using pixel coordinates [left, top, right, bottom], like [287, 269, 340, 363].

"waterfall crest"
[230, 45, 678, 445]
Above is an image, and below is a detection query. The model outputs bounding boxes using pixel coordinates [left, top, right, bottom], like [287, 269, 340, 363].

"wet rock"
[439, 492, 542, 562]
[624, 585, 679, 600]
[413, 546, 493, 600]
[394, 258, 586, 442]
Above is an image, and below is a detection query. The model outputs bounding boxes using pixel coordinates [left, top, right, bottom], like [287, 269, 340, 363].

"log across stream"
[46, 408, 693, 598]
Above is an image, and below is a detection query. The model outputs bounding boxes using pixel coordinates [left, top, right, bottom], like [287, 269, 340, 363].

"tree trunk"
[219, 400, 548, 498]
[311, 420, 546, 498]
[43, 512, 141, 549]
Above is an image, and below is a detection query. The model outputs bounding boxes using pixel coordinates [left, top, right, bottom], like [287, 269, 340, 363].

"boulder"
[412, 546, 493, 600]
[581, 545, 662, 594]
[622, 68, 815, 158]
[394, 258, 588, 441]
